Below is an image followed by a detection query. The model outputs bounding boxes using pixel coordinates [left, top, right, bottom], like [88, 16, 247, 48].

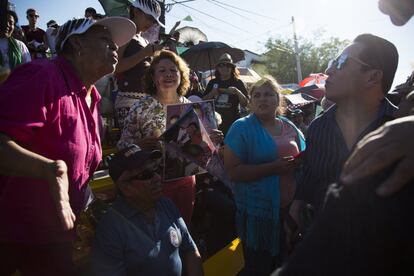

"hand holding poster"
[163, 100, 231, 187]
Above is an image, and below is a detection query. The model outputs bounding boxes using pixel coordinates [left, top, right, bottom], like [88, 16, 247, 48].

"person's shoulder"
[278, 115, 295, 125]
[14, 38, 29, 50]
[37, 27, 46, 34]
[0, 59, 62, 99]
[233, 114, 252, 125]
[97, 197, 133, 230]
[6, 58, 55, 79]
[158, 197, 181, 219]
[226, 114, 253, 135]
[308, 106, 335, 130]
[94, 207, 121, 235]
[235, 78, 246, 86]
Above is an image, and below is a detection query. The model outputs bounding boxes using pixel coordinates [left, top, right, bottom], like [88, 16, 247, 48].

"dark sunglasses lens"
[218, 63, 232, 68]
[136, 170, 155, 181]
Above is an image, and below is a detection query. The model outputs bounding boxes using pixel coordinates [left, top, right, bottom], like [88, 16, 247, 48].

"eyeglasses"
[28, 14, 39, 18]
[132, 161, 159, 181]
[217, 63, 233, 68]
[328, 53, 372, 70]
[133, 169, 155, 181]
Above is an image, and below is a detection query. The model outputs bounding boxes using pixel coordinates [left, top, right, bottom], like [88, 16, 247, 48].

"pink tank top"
[272, 120, 300, 207]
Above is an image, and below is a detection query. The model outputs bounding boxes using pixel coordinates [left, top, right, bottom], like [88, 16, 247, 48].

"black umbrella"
[180, 41, 245, 72]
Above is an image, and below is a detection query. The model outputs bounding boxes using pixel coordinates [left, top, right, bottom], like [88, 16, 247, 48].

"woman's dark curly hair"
[143, 50, 190, 96]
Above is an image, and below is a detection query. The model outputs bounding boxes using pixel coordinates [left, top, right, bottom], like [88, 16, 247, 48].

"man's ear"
[367, 69, 383, 87]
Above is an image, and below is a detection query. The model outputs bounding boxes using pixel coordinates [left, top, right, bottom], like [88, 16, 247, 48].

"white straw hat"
[56, 17, 136, 52]
[131, 0, 165, 27]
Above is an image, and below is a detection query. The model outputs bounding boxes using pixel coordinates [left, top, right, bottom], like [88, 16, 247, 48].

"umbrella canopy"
[299, 73, 328, 87]
[293, 84, 325, 100]
[98, 0, 131, 17]
[237, 68, 261, 85]
[284, 93, 318, 109]
[176, 26, 208, 46]
[181, 41, 245, 72]
[280, 88, 294, 95]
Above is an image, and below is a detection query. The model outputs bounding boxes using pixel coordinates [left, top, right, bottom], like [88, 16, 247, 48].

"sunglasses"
[28, 14, 39, 18]
[217, 63, 233, 68]
[327, 53, 372, 70]
[133, 169, 155, 181]
[131, 160, 160, 181]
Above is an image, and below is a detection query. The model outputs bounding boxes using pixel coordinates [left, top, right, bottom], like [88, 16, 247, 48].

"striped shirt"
[296, 99, 396, 212]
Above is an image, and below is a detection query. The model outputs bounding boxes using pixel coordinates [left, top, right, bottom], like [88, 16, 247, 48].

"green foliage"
[262, 33, 350, 84]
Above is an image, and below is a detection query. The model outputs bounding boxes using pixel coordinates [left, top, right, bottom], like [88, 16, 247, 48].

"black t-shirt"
[116, 35, 150, 93]
[205, 78, 248, 134]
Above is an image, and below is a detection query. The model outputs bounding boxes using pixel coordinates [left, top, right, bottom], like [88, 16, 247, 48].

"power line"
[170, 0, 251, 34]
[205, 0, 253, 21]
[230, 23, 292, 45]
[208, 0, 278, 21]
[165, 0, 196, 12]
[174, 5, 234, 40]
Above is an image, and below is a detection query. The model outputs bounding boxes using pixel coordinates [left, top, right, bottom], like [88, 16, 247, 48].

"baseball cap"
[131, 0, 165, 27]
[55, 17, 136, 52]
[105, 144, 162, 181]
[217, 53, 235, 66]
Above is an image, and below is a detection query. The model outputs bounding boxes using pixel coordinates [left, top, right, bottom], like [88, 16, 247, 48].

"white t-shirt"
[0, 38, 31, 69]
[45, 27, 58, 56]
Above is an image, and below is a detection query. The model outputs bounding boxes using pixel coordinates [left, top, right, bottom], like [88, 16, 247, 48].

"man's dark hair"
[85, 7, 97, 16]
[354, 33, 399, 94]
[26, 8, 36, 15]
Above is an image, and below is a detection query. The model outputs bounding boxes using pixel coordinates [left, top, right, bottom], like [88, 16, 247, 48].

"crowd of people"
[0, 0, 413, 275]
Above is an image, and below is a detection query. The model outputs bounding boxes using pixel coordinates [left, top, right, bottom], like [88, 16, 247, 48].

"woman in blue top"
[224, 76, 305, 275]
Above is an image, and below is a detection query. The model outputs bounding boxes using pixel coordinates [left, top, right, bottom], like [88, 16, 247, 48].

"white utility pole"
[292, 16, 303, 83]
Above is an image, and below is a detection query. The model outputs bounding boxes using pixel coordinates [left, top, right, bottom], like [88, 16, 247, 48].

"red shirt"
[0, 56, 102, 244]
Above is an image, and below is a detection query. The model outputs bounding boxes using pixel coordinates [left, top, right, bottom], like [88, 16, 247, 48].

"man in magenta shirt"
[0, 17, 135, 275]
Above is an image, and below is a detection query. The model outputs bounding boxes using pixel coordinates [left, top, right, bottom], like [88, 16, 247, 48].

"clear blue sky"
[13, 0, 414, 87]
